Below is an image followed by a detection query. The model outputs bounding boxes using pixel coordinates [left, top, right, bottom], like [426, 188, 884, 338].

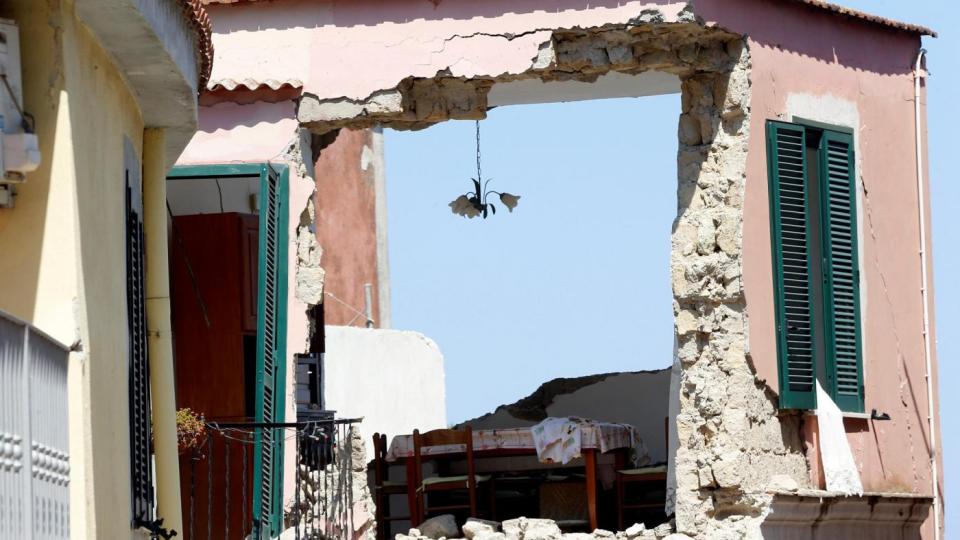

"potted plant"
[176, 407, 207, 456]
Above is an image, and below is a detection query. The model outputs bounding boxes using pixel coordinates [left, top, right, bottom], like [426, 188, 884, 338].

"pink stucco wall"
[182, 0, 940, 534]
[300, 0, 688, 101]
[288, 0, 941, 509]
[698, 0, 941, 510]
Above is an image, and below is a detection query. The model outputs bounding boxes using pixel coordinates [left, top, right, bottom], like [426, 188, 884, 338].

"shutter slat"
[819, 132, 865, 411]
[767, 121, 817, 410]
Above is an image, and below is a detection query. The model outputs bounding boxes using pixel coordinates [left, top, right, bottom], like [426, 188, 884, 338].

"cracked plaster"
[293, 11, 812, 538]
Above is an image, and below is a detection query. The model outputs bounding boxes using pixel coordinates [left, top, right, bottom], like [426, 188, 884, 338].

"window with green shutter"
[253, 164, 290, 537]
[767, 120, 864, 413]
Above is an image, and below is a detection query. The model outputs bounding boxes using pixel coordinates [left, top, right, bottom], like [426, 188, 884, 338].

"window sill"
[803, 410, 870, 420]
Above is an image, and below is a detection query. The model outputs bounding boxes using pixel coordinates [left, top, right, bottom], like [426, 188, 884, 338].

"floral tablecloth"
[385, 418, 649, 465]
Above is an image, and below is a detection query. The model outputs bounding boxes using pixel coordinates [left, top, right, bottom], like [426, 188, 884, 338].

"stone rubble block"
[419, 515, 461, 539]
[502, 517, 562, 540]
[463, 518, 501, 539]
[767, 474, 800, 493]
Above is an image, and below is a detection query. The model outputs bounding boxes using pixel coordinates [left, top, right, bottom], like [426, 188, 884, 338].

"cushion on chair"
[420, 474, 491, 488]
[380, 479, 407, 487]
[618, 464, 668, 475]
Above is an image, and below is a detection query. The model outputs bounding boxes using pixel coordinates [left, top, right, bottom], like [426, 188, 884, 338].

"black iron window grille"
[126, 170, 154, 527]
[126, 170, 175, 539]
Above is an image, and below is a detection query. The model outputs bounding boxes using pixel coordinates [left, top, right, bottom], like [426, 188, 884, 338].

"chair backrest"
[411, 427, 475, 484]
[372, 432, 387, 487]
[414, 427, 472, 448]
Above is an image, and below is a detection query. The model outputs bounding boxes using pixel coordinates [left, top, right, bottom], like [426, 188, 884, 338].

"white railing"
[0, 309, 70, 540]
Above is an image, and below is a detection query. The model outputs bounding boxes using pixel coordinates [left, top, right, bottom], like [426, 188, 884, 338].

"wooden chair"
[411, 427, 489, 525]
[372, 433, 409, 540]
[616, 418, 670, 530]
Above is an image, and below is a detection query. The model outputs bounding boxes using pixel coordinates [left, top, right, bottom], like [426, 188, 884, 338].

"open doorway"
[166, 164, 290, 538]
[335, 76, 683, 536]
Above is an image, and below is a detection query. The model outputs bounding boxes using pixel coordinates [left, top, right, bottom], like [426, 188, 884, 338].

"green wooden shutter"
[818, 131, 864, 413]
[767, 121, 818, 410]
[253, 164, 289, 537]
[126, 174, 155, 526]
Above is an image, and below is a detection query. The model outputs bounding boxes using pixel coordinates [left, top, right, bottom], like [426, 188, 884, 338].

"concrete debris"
[396, 519, 677, 540]
[561, 534, 595, 540]
[624, 523, 646, 538]
[463, 519, 501, 539]
[419, 514, 462, 539]
[767, 474, 800, 493]
[502, 517, 562, 540]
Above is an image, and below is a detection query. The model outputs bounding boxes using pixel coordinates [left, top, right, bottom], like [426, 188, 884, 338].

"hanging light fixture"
[449, 120, 520, 219]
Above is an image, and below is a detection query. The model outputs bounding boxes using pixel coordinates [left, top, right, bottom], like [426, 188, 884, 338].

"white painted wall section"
[323, 326, 447, 439]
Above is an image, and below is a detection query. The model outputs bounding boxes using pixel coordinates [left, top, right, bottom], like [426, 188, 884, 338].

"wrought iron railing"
[0, 309, 71, 540]
[180, 415, 362, 540]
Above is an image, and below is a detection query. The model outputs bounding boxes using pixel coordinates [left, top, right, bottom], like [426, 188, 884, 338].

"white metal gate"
[0, 310, 70, 540]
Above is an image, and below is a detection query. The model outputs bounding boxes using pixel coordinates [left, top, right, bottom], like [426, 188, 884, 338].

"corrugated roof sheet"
[207, 78, 304, 92]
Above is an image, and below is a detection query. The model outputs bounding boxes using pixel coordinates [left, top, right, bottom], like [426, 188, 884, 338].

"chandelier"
[449, 121, 520, 219]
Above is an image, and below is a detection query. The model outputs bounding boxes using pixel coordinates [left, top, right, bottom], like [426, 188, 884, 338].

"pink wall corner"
[697, 0, 938, 514]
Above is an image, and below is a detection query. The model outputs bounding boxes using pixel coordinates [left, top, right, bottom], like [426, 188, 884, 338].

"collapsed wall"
[295, 7, 812, 537]
[461, 370, 672, 463]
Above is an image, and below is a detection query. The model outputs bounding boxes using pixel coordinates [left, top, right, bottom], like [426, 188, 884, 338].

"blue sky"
[384, 0, 957, 530]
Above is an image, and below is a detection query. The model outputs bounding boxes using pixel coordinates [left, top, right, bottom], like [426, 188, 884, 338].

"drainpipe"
[143, 128, 184, 534]
[913, 49, 940, 540]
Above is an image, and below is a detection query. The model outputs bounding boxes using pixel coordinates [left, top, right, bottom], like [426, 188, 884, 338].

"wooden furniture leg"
[615, 450, 626, 530]
[584, 449, 598, 531]
[405, 458, 420, 526]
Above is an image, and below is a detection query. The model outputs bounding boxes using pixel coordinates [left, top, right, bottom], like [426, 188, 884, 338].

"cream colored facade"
[0, 0, 209, 538]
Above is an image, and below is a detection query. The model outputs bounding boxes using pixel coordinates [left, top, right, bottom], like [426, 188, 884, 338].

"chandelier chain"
[475, 120, 482, 183]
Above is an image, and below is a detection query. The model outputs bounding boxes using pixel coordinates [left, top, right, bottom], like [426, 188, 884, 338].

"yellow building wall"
[0, 1, 149, 538]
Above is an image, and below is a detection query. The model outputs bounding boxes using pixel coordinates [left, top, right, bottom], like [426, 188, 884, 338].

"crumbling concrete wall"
[462, 370, 672, 463]
[669, 45, 809, 539]
[286, 426, 377, 540]
[293, 7, 812, 538]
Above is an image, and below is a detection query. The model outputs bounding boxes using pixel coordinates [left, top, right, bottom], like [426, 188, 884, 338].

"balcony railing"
[180, 415, 362, 540]
[0, 309, 71, 540]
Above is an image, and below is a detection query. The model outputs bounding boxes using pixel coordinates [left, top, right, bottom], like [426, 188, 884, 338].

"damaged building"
[173, 0, 942, 538]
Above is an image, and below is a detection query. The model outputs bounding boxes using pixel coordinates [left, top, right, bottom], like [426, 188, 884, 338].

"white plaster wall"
[323, 326, 447, 439]
[468, 370, 672, 463]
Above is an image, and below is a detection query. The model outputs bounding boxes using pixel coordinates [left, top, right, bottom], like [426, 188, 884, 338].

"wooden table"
[386, 423, 645, 530]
